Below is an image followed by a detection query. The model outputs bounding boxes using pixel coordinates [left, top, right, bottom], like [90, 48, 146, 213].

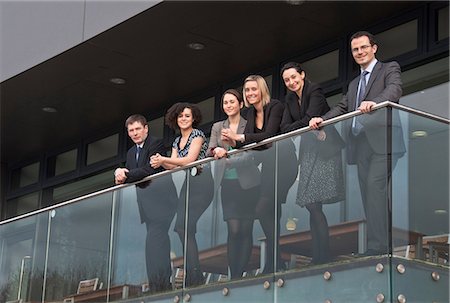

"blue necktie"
[352, 70, 369, 136]
[136, 146, 142, 162]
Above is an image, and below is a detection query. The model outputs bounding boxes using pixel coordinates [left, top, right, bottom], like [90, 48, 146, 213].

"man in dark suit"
[309, 31, 406, 255]
[115, 114, 177, 292]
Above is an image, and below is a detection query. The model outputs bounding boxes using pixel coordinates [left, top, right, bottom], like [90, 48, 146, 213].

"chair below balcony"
[62, 278, 99, 303]
[62, 279, 140, 303]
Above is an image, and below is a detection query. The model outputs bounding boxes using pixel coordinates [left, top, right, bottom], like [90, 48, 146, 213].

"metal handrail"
[1, 101, 448, 225]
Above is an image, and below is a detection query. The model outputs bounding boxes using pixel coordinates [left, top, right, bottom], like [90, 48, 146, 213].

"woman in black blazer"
[280, 62, 344, 264]
[222, 75, 297, 274]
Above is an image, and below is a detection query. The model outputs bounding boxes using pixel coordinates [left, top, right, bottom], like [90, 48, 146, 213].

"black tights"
[306, 203, 330, 264]
[227, 219, 254, 279]
[256, 196, 282, 274]
[176, 230, 204, 286]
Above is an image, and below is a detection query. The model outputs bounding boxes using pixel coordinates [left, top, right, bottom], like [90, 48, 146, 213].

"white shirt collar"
[362, 58, 378, 75]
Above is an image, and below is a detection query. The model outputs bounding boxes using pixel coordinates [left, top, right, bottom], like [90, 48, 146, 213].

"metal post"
[17, 255, 31, 300]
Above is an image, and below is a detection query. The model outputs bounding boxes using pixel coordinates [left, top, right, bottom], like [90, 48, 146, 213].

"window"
[265, 75, 273, 94]
[6, 192, 40, 218]
[301, 50, 339, 84]
[376, 20, 418, 60]
[400, 56, 449, 119]
[402, 56, 449, 96]
[47, 149, 77, 177]
[196, 96, 215, 126]
[148, 116, 164, 138]
[52, 170, 114, 203]
[326, 93, 343, 108]
[11, 162, 40, 190]
[438, 7, 449, 41]
[86, 134, 119, 165]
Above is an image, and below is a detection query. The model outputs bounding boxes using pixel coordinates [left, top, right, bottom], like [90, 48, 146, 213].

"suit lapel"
[363, 61, 381, 100]
[348, 77, 359, 111]
[237, 116, 246, 134]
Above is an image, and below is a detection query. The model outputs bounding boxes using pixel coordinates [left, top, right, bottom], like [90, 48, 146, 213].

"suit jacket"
[281, 81, 330, 133]
[208, 117, 261, 191]
[322, 61, 406, 158]
[281, 80, 344, 159]
[125, 135, 177, 223]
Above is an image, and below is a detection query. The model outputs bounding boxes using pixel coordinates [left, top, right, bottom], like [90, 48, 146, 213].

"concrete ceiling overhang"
[0, 1, 425, 165]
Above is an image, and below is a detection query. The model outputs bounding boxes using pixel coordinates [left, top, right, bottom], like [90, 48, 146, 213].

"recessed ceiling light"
[187, 42, 205, 50]
[286, 0, 305, 5]
[434, 209, 448, 215]
[412, 130, 428, 138]
[110, 77, 126, 85]
[42, 106, 57, 113]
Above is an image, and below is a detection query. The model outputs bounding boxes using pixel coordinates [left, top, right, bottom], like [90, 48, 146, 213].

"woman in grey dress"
[280, 62, 345, 264]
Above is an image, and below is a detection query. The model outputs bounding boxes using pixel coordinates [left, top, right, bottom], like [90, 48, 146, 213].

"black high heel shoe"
[185, 268, 206, 287]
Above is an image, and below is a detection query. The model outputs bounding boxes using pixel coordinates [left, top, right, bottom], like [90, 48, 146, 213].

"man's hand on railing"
[309, 117, 324, 130]
[114, 168, 129, 184]
[358, 101, 376, 113]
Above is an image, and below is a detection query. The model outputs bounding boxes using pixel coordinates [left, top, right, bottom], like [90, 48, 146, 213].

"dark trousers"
[354, 134, 399, 252]
[145, 216, 174, 291]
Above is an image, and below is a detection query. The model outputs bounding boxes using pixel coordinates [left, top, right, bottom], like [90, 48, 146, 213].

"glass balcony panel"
[182, 162, 215, 288]
[392, 109, 449, 264]
[391, 108, 449, 302]
[4, 104, 450, 303]
[111, 172, 180, 299]
[276, 124, 347, 273]
[0, 213, 49, 303]
[201, 149, 267, 285]
[45, 193, 113, 302]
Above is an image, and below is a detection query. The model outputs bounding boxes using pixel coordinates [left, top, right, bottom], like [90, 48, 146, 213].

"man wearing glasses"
[309, 31, 405, 256]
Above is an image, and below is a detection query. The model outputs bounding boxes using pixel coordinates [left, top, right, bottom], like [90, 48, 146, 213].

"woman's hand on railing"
[150, 153, 163, 169]
[212, 147, 227, 159]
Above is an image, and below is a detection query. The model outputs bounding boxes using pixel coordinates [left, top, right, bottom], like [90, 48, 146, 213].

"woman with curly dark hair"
[151, 102, 214, 286]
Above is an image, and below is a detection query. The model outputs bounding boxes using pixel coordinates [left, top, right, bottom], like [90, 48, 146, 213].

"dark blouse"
[240, 99, 284, 145]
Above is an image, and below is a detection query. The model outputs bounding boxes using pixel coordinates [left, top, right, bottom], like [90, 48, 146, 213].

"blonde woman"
[221, 75, 297, 274]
